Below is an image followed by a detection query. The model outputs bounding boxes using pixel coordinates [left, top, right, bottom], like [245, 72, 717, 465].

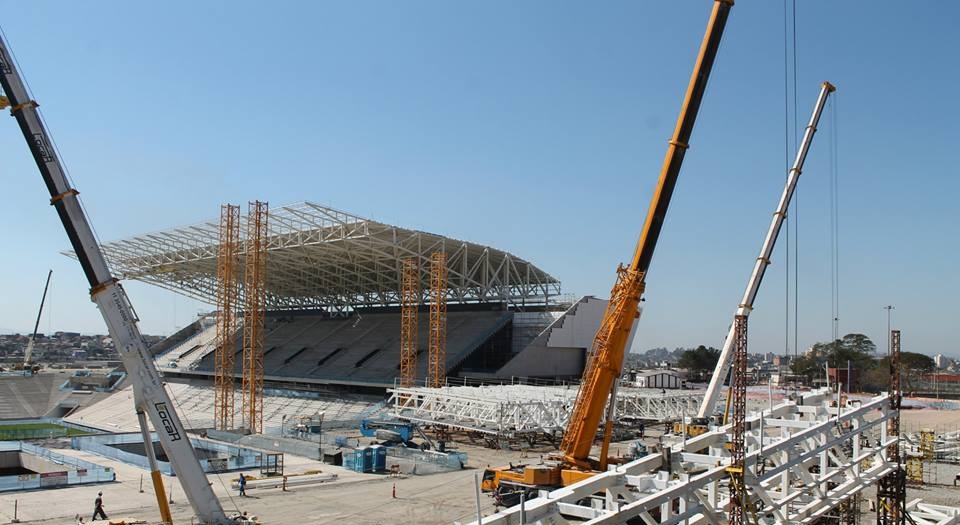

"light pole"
[883, 305, 895, 356]
[317, 411, 325, 463]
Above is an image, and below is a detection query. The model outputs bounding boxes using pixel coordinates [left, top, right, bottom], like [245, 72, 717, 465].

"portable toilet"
[344, 450, 364, 473]
[370, 445, 387, 472]
[362, 447, 374, 472]
[342, 450, 355, 471]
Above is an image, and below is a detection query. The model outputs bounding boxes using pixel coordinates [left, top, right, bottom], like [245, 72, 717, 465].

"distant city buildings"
[0, 331, 162, 369]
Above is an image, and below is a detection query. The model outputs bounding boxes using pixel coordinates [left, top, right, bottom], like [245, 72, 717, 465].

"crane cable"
[782, 0, 791, 361]
[829, 93, 840, 342]
[790, 0, 800, 367]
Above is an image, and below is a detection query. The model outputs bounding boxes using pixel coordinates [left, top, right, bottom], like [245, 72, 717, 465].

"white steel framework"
[86, 201, 560, 311]
[388, 384, 701, 439]
[461, 389, 960, 525]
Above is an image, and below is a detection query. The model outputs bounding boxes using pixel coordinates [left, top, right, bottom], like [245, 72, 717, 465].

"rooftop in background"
[82, 202, 560, 312]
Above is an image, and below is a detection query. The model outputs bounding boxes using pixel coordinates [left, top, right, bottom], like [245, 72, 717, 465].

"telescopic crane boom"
[559, 0, 733, 476]
[480, 2, 734, 496]
[0, 33, 235, 525]
[24, 269, 52, 367]
[697, 81, 835, 419]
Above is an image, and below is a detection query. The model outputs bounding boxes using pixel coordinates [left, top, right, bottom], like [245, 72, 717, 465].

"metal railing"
[0, 441, 114, 492]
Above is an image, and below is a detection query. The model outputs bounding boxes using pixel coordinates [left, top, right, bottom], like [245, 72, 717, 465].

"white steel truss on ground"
[461, 389, 960, 525]
[80, 201, 560, 311]
[388, 384, 702, 439]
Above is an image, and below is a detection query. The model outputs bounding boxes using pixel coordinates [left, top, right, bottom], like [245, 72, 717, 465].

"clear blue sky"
[1, 1, 957, 358]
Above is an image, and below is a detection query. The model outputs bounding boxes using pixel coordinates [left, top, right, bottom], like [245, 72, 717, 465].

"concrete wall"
[19, 452, 63, 474]
[0, 452, 20, 470]
[495, 297, 638, 379]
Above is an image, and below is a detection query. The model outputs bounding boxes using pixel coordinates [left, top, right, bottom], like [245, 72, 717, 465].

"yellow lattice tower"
[428, 252, 447, 388]
[214, 204, 240, 430]
[399, 257, 420, 388]
[920, 428, 935, 460]
[905, 455, 923, 484]
[242, 201, 268, 433]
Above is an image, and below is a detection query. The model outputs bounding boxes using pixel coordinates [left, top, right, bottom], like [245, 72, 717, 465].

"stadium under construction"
[2, 2, 960, 525]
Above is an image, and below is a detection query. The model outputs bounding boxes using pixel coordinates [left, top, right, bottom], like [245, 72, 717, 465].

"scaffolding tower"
[399, 257, 419, 388]
[920, 428, 937, 485]
[428, 251, 447, 388]
[877, 329, 907, 525]
[241, 200, 268, 433]
[727, 314, 749, 525]
[214, 204, 240, 430]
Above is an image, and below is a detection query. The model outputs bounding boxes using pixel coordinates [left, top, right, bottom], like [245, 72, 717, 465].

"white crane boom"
[0, 34, 233, 524]
[698, 82, 835, 418]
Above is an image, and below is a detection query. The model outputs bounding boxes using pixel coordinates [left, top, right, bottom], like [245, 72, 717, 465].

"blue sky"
[1, 1, 957, 357]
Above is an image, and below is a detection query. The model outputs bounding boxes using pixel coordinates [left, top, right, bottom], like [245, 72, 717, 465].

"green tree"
[840, 333, 876, 355]
[677, 345, 720, 381]
[789, 333, 877, 389]
[867, 352, 935, 393]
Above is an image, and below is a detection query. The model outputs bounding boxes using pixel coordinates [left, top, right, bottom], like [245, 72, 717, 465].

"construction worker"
[92, 491, 107, 521]
[238, 473, 247, 496]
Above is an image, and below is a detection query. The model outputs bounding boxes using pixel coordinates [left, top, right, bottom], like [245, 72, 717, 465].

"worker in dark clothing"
[92, 491, 107, 521]
[238, 473, 247, 496]
[639, 422, 645, 439]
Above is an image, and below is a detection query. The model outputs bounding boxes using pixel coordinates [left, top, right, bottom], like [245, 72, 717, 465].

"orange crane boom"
[559, 0, 733, 474]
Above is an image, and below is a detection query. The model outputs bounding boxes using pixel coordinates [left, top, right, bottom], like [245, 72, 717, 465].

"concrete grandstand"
[0, 373, 112, 419]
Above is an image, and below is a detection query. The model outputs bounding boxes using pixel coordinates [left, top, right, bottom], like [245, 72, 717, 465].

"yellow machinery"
[672, 417, 711, 438]
[482, 0, 734, 496]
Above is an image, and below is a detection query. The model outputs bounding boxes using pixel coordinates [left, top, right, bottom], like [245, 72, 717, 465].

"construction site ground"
[1, 406, 958, 525]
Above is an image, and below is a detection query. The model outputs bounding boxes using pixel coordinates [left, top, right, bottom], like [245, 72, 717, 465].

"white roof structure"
[87, 202, 560, 312]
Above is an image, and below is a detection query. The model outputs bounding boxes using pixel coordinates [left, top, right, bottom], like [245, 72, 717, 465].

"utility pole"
[883, 305, 895, 356]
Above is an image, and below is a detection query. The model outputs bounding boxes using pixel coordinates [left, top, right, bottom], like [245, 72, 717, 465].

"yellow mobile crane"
[482, 0, 733, 496]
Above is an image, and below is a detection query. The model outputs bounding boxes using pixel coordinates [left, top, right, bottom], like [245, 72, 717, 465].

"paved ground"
[0, 439, 525, 525]
[1, 408, 958, 524]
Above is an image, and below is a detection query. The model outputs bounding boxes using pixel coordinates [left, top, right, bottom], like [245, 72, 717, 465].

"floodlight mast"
[0, 34, 234, 525]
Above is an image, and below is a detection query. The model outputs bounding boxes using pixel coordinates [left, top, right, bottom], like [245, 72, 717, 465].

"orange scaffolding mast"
[242, 200, 268, 433]
[428, 252, 448, 388]
[214, 204, 240, 430]
[399, 257, 420, 387]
